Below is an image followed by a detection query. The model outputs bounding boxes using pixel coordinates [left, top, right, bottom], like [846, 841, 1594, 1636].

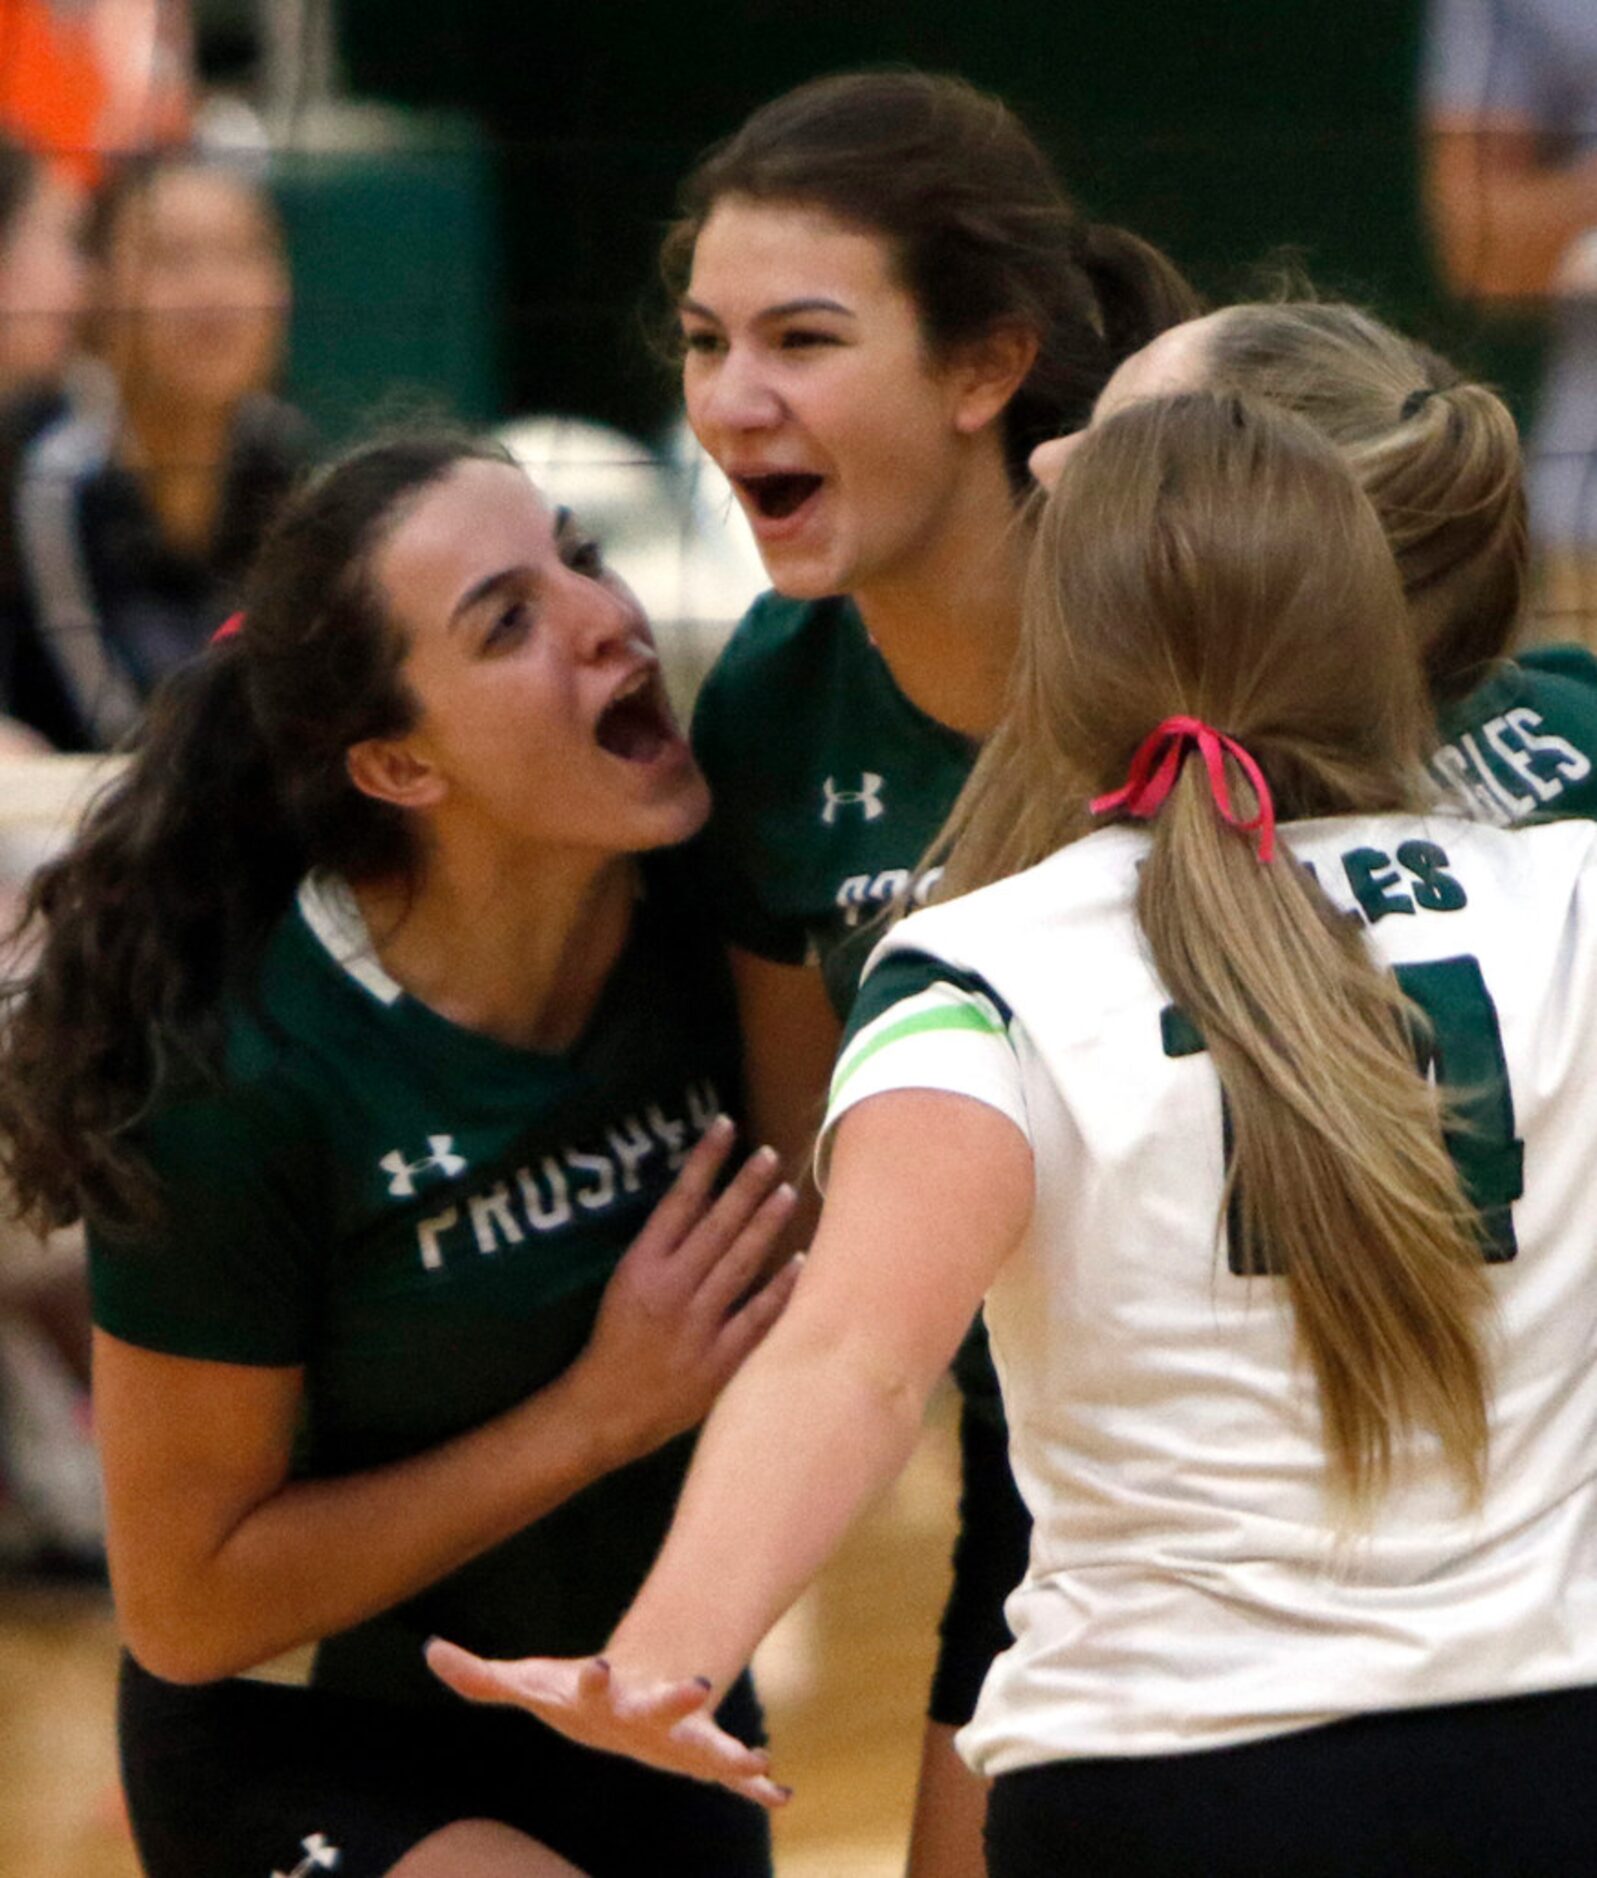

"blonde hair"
[1201, 301, 1527, 704]
[941, 392, 1492, 1513]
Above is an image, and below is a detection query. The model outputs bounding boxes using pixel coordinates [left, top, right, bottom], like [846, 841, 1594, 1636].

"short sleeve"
[689, 644, 809, 966]
[683, 649, 807, 969]
[1500, 645, 1597, 820]
[1422, 0, 1549, 124]
[1518, 641, 1597, 690]
[88, 1090, 322, 1366]
[817, 949, 1030, 1188]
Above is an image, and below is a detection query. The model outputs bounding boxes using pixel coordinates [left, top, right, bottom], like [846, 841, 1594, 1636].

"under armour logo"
[380, 1136, 468, 1198]
[821, 773, 885, 824]
[272, 1832, 342, 1877]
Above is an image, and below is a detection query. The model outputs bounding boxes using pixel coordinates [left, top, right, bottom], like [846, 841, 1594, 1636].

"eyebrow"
[449, 507, 581, 626]
[678, 295, 856, 324]
[450, 565, 531, 627]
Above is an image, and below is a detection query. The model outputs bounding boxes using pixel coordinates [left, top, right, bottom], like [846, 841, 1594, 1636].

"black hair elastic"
[1400, 386, 1438, 421]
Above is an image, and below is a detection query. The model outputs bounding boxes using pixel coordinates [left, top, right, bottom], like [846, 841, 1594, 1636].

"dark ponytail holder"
[1400, 386, 1438, 422]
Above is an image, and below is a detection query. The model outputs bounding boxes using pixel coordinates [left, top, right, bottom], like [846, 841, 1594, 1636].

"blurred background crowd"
[0, 0, 1591, 1867]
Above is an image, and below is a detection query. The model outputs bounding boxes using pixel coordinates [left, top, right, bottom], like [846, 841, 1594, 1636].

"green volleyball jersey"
[691, 592, 978, 1019]
[88, 858, 740, 1706]
[1434, 645, 1597, 823]
[691, 591, 1009, 1418]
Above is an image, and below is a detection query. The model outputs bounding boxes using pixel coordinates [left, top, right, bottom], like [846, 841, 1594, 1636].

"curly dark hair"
[0, 430, 508, 1232]
[0, 132, 40, 248]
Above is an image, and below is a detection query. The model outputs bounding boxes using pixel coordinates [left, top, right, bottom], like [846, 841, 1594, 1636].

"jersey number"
[1161, 953, 1523, 1271]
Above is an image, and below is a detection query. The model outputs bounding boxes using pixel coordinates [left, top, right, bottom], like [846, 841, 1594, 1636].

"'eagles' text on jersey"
[826, 812, 1597, 1773]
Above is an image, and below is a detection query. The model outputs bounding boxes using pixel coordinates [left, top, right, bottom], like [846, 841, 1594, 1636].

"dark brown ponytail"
[0, 431, 507, 1231]
[664, 70, 1202, 484]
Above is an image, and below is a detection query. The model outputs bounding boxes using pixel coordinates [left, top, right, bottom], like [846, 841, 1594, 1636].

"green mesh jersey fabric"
[691, 591, 1007, 1414]
[1434, 645, 1597, 824]
[89, 854, 741, 1705]
[691, 591, 978, 1019]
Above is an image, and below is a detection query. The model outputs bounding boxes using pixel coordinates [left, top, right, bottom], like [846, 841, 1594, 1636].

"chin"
[632, 772, 712, 853]
[749, 532, 856, 602]
[761, 558, 851, 602]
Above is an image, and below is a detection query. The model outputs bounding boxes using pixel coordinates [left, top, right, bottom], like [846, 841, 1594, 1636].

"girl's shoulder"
[1435, 645, 1597, 825]
[694, 591, 867, 712]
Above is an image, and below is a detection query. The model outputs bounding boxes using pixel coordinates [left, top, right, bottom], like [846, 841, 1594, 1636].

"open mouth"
[595, 667, 678, 763]
[736, 472, 824, 520]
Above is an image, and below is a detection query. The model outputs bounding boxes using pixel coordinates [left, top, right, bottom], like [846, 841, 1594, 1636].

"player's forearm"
[1428, 128, 1597, 301]
[117, 1363, 634, 1684]
[731, 948, 840, 1254]
[604, 1311, 931, 1694]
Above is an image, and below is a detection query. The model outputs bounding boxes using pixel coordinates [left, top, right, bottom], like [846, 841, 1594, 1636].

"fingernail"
[756, 1145, 779, 1167]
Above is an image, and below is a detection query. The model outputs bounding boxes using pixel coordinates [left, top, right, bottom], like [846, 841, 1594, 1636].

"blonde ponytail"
[1141, 765, 1490, 1510]
[932, 391, 1495, 1512]
[1203, 302, 1527, 702]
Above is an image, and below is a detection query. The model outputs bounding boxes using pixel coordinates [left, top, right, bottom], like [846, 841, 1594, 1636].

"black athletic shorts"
[119, 1652, 771, 1878]
[985, 1681, 1597, 1877]
[927, 1391, 1032, 1728]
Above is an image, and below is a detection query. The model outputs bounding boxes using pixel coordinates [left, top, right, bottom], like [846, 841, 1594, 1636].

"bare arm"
[428, 1089, 1034, 1800]
[97, 1123, 799, 1684]
[728, 944, 843, 1250]
[1425, 112, 1597, 302]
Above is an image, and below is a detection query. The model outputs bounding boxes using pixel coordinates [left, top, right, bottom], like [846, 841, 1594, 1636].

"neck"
[116, 385, 236, 557]
[852, 446, 1025, 741]
[353, 840, 638, 1053]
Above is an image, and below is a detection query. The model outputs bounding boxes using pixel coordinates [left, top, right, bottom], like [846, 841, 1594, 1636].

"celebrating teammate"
[666, 70, 1198, 1871]
[429, 391, 1597, 1875]
[0, 433, 800, 1878]
[1029, 299, 1597, 821]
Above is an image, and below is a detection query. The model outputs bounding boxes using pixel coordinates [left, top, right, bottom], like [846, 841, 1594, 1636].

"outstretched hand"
[424, 1639, 792, 1809]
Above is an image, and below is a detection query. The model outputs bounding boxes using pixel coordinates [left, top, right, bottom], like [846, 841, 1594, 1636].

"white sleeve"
[816, 965, 1030, 1192]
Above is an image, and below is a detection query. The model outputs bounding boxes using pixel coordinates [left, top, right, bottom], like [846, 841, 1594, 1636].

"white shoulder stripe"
[296, 873, 405, 1006]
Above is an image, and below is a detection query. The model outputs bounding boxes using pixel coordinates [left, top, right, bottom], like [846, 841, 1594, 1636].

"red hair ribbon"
[1089, 715, 1277, 862]
[211, 612, 245, 644]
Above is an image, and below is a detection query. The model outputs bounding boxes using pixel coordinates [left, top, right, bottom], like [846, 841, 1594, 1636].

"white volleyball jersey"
[822, 811, 1597, 1774]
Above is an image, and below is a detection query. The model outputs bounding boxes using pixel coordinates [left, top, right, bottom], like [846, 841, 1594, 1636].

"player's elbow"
[121, 1620, 227, 1686]
[820, 1315, 943, 1441]
[115, 1580, 262, 1685]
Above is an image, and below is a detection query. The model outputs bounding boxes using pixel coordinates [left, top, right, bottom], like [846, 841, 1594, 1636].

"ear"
[950, 323, 1041, 436]
[346, 736, 446, 812]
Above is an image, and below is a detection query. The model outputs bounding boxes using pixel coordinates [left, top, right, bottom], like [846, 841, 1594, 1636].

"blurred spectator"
[0, 712, 101, 1580]
[0, 0, 192, 188]
[0, 152, 311, 750]
[0, 131, 86, 403]
[1423, 0, 1597, 640]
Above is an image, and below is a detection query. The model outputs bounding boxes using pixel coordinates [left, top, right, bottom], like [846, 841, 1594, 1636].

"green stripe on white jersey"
[836, 811, 1597, 1772]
